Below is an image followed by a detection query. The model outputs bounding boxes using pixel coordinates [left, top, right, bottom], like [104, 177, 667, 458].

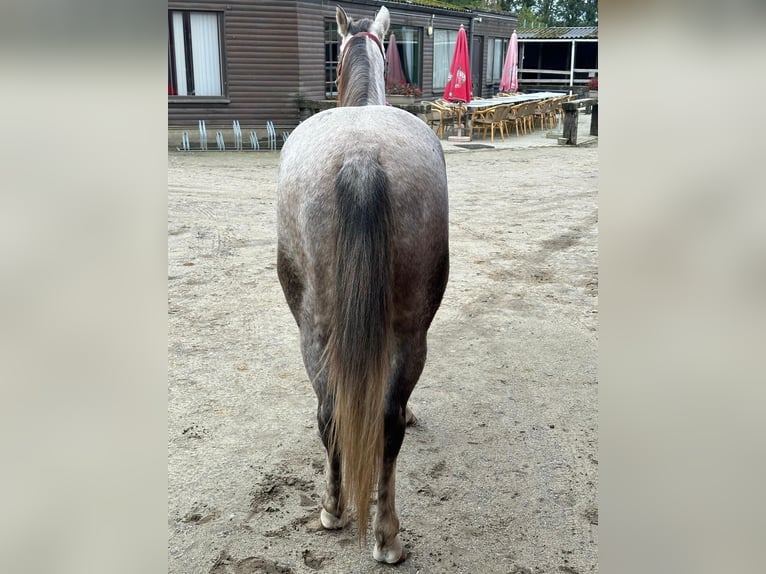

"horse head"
[335, 6, 389, 106]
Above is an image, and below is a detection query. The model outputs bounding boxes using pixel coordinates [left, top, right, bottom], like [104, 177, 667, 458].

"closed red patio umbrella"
[385, 32, 408, 90]
[499, 30, 518, 93]
[443, 25, 472, 104]
[442, 25, 472, 140]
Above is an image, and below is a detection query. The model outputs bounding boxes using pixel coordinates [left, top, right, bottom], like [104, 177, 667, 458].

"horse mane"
[336, 14, 386, 107]
[337, 35, 375, 106]
[348, 18, 374, 35]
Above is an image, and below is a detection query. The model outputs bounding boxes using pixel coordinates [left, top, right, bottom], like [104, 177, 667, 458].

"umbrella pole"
[447, 104, 471, 142]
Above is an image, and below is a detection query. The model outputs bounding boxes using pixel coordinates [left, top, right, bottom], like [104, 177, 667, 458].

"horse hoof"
[373, 534, 403, 563]
[405, 406, 417, 426]
[320, 508, 348, 530]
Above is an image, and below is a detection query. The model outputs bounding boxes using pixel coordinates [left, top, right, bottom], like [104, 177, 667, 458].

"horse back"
[277, 105, 449, 328]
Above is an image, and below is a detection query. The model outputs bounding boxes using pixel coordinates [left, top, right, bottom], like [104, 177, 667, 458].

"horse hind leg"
[405, 405, 417, 426]
[373, 333, 428, 563]
[317, 398, 349, 529]
[298, 314, 349, 530]
[373, 456, 403, 563]
[320, 448, 348, 529]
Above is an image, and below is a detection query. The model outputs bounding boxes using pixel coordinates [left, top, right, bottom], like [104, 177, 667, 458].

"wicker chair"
[512, 101, 536, 135]
[468, 104, 495, 132]
[428, 100, 456, 139]
[533, 98, 556, 130]
[504, 103, 527, 137]
[471, 104, 511, 142]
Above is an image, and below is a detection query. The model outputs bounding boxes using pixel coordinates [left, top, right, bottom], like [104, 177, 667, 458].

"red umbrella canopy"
[385, 33, 408, 89]
[443, 25, 472, 103]
[499, 30, 518, 92]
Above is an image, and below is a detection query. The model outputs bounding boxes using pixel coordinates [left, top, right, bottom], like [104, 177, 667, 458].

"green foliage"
[419, 0, 598, 26]
[394, 0, 477, 11]
[516, 6, 545, 28]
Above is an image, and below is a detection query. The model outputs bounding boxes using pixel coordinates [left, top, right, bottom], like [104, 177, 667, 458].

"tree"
[444, 1, 598, 27]
[516, 6, 546, 28]
[549, 0, 598, 26]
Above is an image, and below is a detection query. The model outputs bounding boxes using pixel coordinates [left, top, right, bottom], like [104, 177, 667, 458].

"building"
[168, 0, 518, 147]
[516, 26, 598, 93]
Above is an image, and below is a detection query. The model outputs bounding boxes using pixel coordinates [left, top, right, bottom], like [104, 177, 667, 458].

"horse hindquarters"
[277, 107, 449, 563]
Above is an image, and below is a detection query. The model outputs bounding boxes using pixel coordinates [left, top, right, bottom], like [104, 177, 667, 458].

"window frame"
[432, 28, 459, 92]
[324, 22, 423, 97]
[324, 19, 340, 98]
[487, 37, 509, 85]
[168, 9, 228, 102]
[386, 24, 423, 89]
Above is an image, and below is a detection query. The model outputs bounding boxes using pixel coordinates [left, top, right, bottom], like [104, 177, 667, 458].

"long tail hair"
[327, 151, 393, 538]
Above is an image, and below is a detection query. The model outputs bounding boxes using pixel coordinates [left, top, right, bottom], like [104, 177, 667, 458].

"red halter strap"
[336, 31, 385, 81]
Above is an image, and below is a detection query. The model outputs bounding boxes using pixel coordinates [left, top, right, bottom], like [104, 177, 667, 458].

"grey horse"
[276, 5, 449, 563]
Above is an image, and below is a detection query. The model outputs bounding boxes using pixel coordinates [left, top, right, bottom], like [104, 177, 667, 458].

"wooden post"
[562, 101, 579, 145]
[569, 40, 575, 91]
[590, 102, 598, 136]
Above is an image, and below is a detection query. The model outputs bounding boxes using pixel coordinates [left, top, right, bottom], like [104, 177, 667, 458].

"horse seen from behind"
[276, 5, 449, 563]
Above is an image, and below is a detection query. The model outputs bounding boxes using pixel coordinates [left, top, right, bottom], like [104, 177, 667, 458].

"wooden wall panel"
[168, 0, 301, 132]
[296, 1, 326, 100]
[168, 1, 517, 134]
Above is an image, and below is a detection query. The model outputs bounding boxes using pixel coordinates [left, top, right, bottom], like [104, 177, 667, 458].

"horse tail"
[327, 151, 392, 538]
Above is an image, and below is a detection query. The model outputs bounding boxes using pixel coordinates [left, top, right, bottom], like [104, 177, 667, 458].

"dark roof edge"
[333, 1, 518, 19]
[516, 26, 598, 39]
[473, 10, 518, 22]
[365, 0, 471, 17]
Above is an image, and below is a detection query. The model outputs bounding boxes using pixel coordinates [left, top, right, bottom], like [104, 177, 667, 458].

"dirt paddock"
[168, 144, 598, 574]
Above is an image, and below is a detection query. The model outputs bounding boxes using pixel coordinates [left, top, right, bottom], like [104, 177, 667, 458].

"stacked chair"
[427, 100, 457, 139]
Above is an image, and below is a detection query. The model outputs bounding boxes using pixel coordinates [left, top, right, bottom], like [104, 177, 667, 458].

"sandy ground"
[168, 143, 598, 574]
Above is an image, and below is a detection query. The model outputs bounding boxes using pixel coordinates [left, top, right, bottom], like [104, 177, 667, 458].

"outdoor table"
[462, 92, 564, 135]
[464, 91, 563, 110]
[441, 93, 561, 140]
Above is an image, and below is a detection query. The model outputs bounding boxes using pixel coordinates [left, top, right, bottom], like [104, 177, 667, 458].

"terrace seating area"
[424, 92, 577, 142]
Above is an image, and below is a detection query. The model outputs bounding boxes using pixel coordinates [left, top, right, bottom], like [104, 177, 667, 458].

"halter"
[336, 31, 386, 83]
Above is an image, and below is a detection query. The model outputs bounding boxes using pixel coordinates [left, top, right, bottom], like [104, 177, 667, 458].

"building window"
[386, 25, 422, 87]
[326, 22, 421, 96]
[487, 37, 509, 85]
[168, 11, 224, 97]
[432, 29, 458, 91]
[325, 20, 340, 98]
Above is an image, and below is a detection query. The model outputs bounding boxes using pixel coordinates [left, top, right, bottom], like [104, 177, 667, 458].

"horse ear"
[371, 6, 390, 40]
[336, 6, 350, 37]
